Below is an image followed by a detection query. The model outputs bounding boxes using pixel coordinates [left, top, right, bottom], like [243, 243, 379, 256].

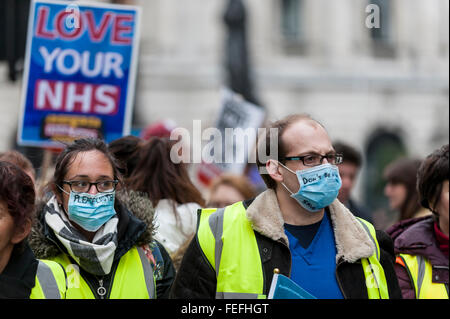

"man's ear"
[11, 218, 32, 245]
[266, 159, 284, 184]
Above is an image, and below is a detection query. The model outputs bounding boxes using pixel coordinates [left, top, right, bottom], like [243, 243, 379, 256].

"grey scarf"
[44, 196, 118, 276]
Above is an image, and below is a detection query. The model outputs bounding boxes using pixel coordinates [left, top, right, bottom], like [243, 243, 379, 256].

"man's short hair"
[256, 113, 323, 189]
[333, 141, 362, 168]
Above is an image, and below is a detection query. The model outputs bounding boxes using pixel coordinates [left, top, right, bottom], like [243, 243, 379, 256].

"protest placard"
[17, 0, 141, 147]
[196, 89, 266, 186]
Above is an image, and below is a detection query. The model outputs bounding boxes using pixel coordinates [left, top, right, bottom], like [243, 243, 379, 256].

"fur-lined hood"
[29, 190, 156, 259]
[246, 189, 375, 263]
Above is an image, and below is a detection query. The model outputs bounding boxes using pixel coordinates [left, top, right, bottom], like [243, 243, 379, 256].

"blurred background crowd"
[0, 0, 448, 233]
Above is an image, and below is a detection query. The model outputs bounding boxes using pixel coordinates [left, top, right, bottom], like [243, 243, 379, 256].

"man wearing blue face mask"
[171, 114, 402, 299]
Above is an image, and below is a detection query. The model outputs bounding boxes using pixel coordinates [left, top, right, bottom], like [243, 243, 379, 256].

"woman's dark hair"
[108, 135, 143, 179]
[51, 138, 123, 199]
[0, 161, 36, 249]
[333, 141, 362, 168]
[383, 157, 422, 220]
[416, 144, 449, 213]
[127, 137, 205, 207]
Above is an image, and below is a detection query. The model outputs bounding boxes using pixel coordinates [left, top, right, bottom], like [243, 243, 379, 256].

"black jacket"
[0, 244, 38, 299]
[171, 190, 402, 299]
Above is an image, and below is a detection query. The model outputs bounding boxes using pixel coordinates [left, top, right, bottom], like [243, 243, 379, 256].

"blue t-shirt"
[284, 211, 344, 299]
[285, 220, 322, 249]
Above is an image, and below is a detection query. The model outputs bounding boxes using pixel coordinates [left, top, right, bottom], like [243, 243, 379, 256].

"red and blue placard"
[18, 0, 141, 147]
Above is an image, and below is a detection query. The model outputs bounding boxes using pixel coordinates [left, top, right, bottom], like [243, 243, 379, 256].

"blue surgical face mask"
[280, 163, 342, 212]
[64, 190, 117, 232]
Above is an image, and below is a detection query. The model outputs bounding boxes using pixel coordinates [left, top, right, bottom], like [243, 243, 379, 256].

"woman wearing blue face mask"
[29, 138, 174, 299]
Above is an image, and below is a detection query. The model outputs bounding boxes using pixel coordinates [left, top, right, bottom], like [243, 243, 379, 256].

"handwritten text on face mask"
[302, 171, 339, 185]
[72, 193, 114, 205]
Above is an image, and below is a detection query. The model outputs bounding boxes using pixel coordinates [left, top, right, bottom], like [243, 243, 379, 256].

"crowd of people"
[0, 113, 448, 299]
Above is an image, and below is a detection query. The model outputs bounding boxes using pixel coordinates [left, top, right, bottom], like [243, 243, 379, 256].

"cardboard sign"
[18, 0, 141, 147]
[196, 89, 266, 186]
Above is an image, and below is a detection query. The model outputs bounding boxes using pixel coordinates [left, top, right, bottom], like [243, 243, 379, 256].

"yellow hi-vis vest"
[49, 246, 155, 299]
[197, 201, 390, 299]
[29, 260, 67, 299]
[396, 254, 449, 299]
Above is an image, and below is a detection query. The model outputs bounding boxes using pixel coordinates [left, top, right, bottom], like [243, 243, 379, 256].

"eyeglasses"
[284, 153, 343, 166]
[62, 180, 119, 193]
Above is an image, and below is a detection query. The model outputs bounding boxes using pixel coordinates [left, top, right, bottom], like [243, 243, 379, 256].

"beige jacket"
[246, 189, 376, 263]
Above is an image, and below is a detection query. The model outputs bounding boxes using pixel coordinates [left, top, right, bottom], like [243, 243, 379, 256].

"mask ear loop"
[277, 160, 296, 175]
[57, 184, 70, 196]
[276, 160, 297, 195]
[280, 182, 295, 196]
[56, 184, 71, 215]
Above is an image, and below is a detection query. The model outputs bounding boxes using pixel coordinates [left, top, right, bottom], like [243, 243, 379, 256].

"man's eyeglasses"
[62, 180, 119, 193]
[284, 153, 343, 166]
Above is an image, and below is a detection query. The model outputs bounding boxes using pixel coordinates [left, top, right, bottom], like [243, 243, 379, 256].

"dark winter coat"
[0, 245, 38, 299]
[171, 189, 402, 299]
[387, 216, 449, 299]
